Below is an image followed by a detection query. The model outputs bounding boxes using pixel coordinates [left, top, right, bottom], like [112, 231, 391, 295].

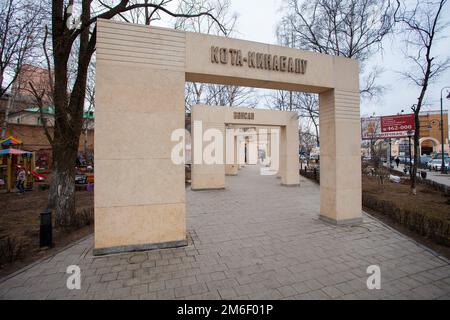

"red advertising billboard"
[381, 114, 415, 134]
[361, 114, 415, 140]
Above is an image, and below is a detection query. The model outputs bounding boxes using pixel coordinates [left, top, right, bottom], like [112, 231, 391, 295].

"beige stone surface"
[95, 203, 185, 249]
[95, 158, 185, 208]
[185, 33, 358, 93]
[191, 105, 299, 189]
[96, 20, 186, 252]
[319, 89, 361, 222]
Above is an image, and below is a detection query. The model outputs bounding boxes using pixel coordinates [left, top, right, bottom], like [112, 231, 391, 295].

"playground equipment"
[0, 136, 35, 192]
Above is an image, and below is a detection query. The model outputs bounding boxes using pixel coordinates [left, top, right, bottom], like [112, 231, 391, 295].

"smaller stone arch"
[419, 137, 440, 155]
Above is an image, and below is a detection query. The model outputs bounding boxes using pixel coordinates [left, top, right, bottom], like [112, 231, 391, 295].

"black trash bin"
[421, 171, 427, 179]
[40, 208, 52, 247]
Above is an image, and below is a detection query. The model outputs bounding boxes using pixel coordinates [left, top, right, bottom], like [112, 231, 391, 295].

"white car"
[429, 159, 449, 171]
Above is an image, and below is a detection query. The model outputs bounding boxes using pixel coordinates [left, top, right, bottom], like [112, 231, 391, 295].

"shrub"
[362, 194, 450, 246]
[0, 236, 24, 264]
[68, 208, 94, 230]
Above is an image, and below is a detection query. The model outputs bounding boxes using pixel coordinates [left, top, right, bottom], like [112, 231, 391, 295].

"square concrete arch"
[94, 19, 362, 255]
[190, 104, 300, 190]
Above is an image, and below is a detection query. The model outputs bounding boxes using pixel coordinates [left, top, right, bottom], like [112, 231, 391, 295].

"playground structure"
[0, 136, 36, 193]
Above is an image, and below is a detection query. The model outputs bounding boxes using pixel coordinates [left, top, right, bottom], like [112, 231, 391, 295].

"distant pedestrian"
[395, 157, 400, 168]
[16, 167, 26, 194]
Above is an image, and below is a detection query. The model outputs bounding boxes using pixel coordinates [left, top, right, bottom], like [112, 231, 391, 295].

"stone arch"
[419, 137, 440, 155]
[94, 19, 362, 255]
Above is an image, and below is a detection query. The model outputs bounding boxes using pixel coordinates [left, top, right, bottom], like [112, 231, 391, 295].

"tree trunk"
[52, 141, 77, 227]
[313, 119, 319, 147]
[411, 113, 420, 195]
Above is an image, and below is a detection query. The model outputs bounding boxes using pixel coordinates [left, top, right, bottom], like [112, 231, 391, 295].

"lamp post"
[440, 87, 450, 174]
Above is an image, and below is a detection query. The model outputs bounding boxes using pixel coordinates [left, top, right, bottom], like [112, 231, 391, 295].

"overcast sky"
[226, 0, 450, 117]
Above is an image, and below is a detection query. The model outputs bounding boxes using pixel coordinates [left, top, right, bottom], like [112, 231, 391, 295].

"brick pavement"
[1, 165, 449, 300]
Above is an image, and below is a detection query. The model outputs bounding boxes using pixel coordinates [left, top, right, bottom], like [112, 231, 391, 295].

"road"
[389, 162, 450, 187]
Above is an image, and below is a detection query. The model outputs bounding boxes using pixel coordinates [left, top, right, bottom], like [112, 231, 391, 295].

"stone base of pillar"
[319, 215, 363, 225]
[191, 187, 226, 191]
[93, 239, 188, 256]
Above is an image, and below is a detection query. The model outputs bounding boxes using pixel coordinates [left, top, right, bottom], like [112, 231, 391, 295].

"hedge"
[362, 193, 450, 246]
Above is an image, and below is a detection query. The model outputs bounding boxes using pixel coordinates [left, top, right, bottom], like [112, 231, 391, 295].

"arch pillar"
[319, 89, 362, 225]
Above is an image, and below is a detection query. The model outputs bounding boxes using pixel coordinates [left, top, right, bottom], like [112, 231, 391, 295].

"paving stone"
[174, 285, 192, 298]
[210, 271, 227, 281]
[100, 272, 118, 282]
[292, 282, 311, 294]
[131, 284, 149, 295]
[156, 288, 175, 300]
[189, 283, 209, 295]
[111, 286, 132, 299]
[165, 278, 182, 289]
[0, 166, 449, 300]
[147, 280, 166, 292]
[277, 285, 297, 298]
[217, 288, 237, 299]
[321, 286, 344, 299]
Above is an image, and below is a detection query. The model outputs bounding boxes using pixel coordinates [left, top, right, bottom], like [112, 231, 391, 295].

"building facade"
[1, 65, 95, 169]
[418, 110, 449, 155]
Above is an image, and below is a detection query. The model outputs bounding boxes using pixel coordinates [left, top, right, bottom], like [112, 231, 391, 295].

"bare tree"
[267, 88, 319, 145]
[272, 0, 396, 156]
[175, 0, 258, 110]
[299, 122, 317, 155]
[278, 0, 395, 98]
[98, 0, 173, 25]
[394, 0, 449, 194]
[204, 84, 258, 107]
[266, 90, 295, 111]
[0, 0, 44, 137]
[297, 93, 319, 146]
[0, 0, 43, 97]
[40, 0, 226, 227]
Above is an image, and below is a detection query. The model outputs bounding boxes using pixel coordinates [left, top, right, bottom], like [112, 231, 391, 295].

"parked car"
[15, 165, 47, 182]
[428, 159, 436, 170]
[75, 174, 88, 184]
[419, 155, 432, 165]
[432, 158, 450, 171]
[428, 159, 445, 171]
[402, 157, 414, 165]
[32, 171, 46, 182]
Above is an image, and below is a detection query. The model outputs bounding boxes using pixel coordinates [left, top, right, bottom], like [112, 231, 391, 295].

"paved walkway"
[1, 166, 449, 300]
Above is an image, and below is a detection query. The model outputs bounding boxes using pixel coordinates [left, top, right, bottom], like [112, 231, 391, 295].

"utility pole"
[440, 87, 450, 174]
[388, 138, 392, 168]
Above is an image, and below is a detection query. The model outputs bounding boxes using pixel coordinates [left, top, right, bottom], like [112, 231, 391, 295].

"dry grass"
[362, 175, 450, 253]
[0, 187, 94, 276]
